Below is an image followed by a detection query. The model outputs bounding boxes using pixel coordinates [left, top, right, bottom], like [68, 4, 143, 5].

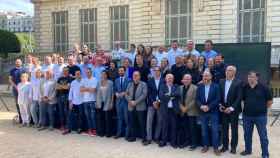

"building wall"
[32, 0, 280, 57]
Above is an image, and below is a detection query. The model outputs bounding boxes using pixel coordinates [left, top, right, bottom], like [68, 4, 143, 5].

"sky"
[0, 0, 34, 15]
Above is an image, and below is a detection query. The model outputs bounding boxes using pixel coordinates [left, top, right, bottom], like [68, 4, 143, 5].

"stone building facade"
[32, 0, 280, 66]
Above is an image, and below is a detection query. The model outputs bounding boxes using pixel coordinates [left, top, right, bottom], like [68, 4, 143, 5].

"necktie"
[120, 78, 123, 90]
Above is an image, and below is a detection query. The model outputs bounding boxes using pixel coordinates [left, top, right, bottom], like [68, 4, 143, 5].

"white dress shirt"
[81, 77, 98, 102]
[30, 78, 41, 101]
[184, 49, 200, 58]
[167, 85, 173, 108]
[205, 84, 210, 101]
[155, 78, 160, 100]
[68, 79, 83, 105]
[224, 79, 233, 103]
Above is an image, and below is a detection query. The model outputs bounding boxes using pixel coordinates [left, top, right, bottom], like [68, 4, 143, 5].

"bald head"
[165, 73, 174, 85]
[226, 65, 237, 80]
[181, 74, 192, 86]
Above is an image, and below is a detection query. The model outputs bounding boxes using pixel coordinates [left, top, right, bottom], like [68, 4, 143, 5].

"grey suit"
[39, 79, 57, 128]
[179, 84, 199, 116]
[125, 81, 147, 111]
[125, 81, 148, 140]
[96, 80, 114, 111]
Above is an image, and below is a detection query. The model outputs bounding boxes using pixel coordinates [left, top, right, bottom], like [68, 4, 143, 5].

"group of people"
[9, 40, 272, 158]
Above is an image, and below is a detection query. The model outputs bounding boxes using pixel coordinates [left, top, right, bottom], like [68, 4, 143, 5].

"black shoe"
[189, 146, 197, 151]
[127, 138, 136, 142]
[230, 148, 236, 154]
[114, 135, 121, 139]
[142, 140, 151, 146]
[171, 144, 178, 149]
[38, 127, 47, 131]
[158, 141, 166, 147]
[62, 129, 71, 135]
[219, 147, 228, 153]
[240, 151, 252, 156]
[77, 129, 82, 134]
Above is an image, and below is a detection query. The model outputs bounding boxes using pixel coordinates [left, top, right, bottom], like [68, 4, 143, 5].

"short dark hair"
[118, 66, 126, 71]
[172, 40, 178, 43]
[248, 70, 260, 77]
[205, 39, 213, 45]
[130, 44, 136, 49]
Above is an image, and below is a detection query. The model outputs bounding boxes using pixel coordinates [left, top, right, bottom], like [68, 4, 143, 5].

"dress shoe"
[189, 146, 197, 151]
[240, 150, 252, 156]
[38, 127, 47, 131]
[142, 140, 151, 146]
[114, 135, 121, 139]
[219, 147, 228, 153]
[201, 146, 209, 153]
[62, 129, 71, 135]
[127, 138, 136, 142]
[158, 141, 166, 147]
[230, 148, 236, 154]
[214, 149, 221, 156]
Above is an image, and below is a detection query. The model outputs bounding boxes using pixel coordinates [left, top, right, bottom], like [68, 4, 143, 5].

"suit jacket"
[147, 77, 165, 106]
[125, 81, 147, 111]
[114, 76, 130, 104]
[158, 83, 180, 114]
[196, 82, 221, 113]
[179, 84, 199, 116]
[39, 79, 57, 104]
[219, 78, 242, 113]
[96, 80, 114, 111]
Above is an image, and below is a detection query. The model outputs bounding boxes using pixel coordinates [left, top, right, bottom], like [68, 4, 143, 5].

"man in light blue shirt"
[184, 40, 200, 58]
[167, 40, 184, 66]
[201, 40, 218, 65]
[154, 45, 168, 66]
[79, 56, 94, 78]
[93, 57, 106, 82]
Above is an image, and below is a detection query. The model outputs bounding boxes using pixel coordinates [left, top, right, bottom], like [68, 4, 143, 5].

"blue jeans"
[30, 100, 39, 125]
[243, 115, 269, 157]
[83, 101, 96, 130]
[57, 94, 69, 127]
[200, 113, 219, 149]
[116, 99, 128, 137]
[67, 104, 83, 131]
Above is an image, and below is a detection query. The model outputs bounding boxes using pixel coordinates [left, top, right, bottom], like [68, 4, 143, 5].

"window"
[52, 11, 68, 52]
[238, 0, 265, 42]
[110, 6, 129, 49]
[165, 0, 192, 45]
[80, 8, 97, 50]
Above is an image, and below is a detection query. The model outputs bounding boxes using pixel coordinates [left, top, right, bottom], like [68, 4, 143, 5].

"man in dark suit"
[143, 66, 164, 146]
[196, 70, 221, 156]
[219, 65, 242, 154]
[158, 73, 180, 148]
[114, 66, 130, 139]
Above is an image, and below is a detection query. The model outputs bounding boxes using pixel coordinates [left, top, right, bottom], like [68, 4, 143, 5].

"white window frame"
[110, 5, 129, 49]
[165, 0, 192, 45]
[238, 0, 266, 43]
[52, 11, 68, 52]
[80, 8, 97, 50]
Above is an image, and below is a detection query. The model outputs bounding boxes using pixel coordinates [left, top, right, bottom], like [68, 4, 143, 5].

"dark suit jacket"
[219, 78, 243, 113]
[159, 83, 180, 114]
[196, 82, 221, 113]
[147, 77, 165, 106]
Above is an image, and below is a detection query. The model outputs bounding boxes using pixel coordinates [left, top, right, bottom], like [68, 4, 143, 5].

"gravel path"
[0, 112, 279, 158]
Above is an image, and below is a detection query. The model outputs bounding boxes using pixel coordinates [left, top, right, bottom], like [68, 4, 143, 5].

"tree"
[0, 29, 21, 58]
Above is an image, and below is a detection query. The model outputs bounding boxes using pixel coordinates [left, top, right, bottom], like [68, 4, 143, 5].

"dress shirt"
[30, 78, 41, 101]
[154, 51, 168, 66]
[184, 49, 200, 58]
[167, 48, 184, 66]
[205, 84, 210, 101]
[68, 79, 83, 105]
[167, 85, 173, 108]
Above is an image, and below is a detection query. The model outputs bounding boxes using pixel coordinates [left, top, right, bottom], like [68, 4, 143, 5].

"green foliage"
[0, 29, 21, 57]
[15, 32, 35, 54]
